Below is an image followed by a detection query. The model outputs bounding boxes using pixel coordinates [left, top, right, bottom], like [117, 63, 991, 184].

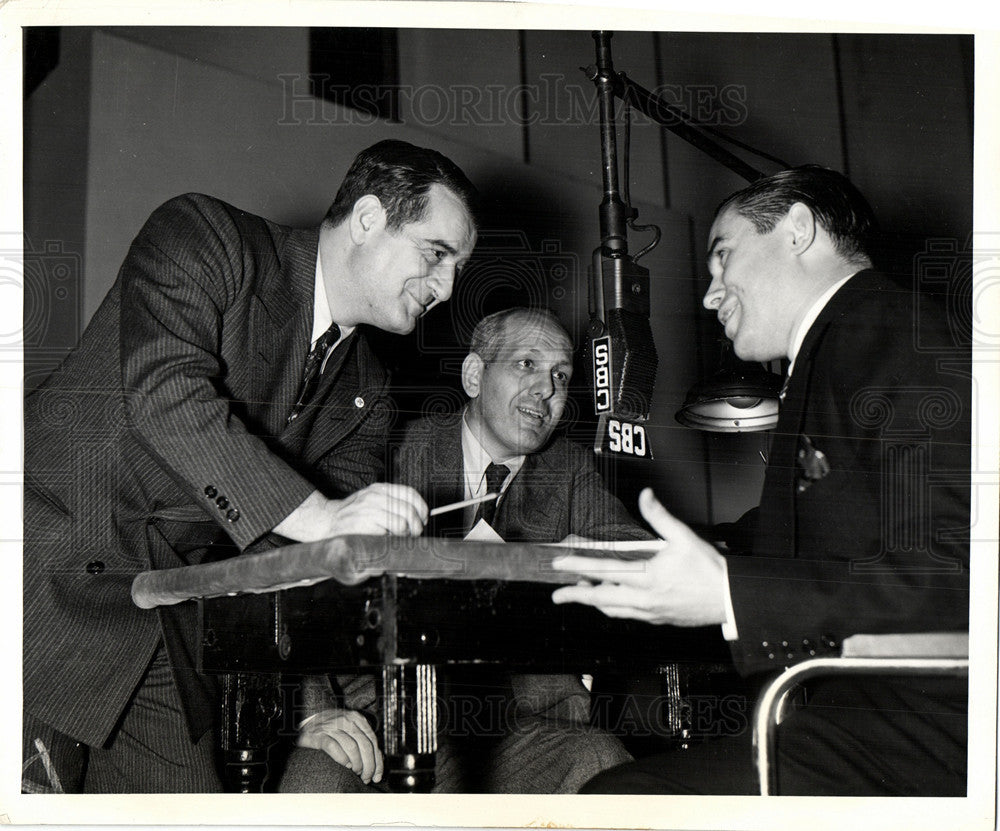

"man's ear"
[785, 202, 817, 255]
[349, 194, 386, 244]
[461, 352, 484, 398]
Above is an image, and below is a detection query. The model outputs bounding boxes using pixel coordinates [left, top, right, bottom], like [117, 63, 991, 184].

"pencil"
[429, 492, 498, 517]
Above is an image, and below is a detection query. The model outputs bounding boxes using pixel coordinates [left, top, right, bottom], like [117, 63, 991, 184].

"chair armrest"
[841, 631, 968, 658]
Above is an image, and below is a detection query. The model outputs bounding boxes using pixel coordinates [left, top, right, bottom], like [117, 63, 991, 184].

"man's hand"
[550, 488, 727, 627]
[297, 708, 384, 785]
[275, 484, 428, 541]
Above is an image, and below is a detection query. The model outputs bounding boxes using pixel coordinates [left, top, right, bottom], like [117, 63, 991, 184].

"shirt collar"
[460, 407, 525, 499]
[786, 272, 856, 376]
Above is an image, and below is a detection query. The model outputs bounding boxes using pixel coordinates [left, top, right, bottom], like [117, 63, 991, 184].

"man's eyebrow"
[706, 235, 726, 259]
[425, 238, 459, 256]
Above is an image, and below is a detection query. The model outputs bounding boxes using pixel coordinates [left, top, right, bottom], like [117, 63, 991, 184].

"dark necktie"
[287, 322, 340, 423]
[474, 462, 510, 526]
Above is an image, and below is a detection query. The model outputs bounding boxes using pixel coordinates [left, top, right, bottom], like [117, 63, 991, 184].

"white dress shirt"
[459, 408, 525, 527]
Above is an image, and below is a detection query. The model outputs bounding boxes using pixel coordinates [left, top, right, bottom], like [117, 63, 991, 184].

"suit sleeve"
[725, 291, 970, 675]
[119, 194, 316, 550]
[566, 443, 654, 542]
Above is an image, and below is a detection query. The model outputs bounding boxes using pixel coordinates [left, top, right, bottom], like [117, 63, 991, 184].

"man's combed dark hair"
[469, 307, 571, 363]
[325, 139, 478, 230]
[716, 164, 877, 263]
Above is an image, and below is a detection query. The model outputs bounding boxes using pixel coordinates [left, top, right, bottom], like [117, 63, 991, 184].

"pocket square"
[796, 434, 831, 492]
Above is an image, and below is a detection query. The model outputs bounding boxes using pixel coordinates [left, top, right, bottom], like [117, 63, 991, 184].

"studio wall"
[23, 25, 974, 526]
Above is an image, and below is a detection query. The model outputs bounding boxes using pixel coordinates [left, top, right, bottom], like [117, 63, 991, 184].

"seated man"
[553, 166, 970, 795]
[280, 306, 651, 793]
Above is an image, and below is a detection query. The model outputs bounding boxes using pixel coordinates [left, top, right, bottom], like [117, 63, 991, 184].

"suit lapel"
[493, 448, 564, 543]
[250, 227, 318, 435]
[297, 331, 390, 467]
[755, 272, 863, 558]
[757, 364, 807, 557]
[425, 418, 466, 538]
[295, 333, 359, 462]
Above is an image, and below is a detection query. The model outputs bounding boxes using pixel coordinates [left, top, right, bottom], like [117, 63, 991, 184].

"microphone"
[584, 30, 658, 459]
[586, 253, 658, 460]
[589, 255, 657, 420]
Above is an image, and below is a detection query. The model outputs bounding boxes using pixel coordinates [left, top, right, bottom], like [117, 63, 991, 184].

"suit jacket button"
[354, 396, 365, 408]
[85, 560, 105, 574]
[204, 485, 217, 498]
[226, 508, 240, 522]
[216, 496, 229, 509]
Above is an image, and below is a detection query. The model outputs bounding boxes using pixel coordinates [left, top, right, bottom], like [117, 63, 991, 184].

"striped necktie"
[287, 322, 340, 423]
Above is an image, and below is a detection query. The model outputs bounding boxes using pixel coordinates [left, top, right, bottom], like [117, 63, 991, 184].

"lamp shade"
[675, 354, 784, 432]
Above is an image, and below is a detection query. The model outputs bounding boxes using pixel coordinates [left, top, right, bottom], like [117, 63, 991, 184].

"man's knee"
[277, 747, 383, 793]
[553, 726, 633, 791]
[490, 719, 633, 793]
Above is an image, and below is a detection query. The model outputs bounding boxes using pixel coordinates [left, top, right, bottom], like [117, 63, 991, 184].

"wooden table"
[132, 535, 728, 792]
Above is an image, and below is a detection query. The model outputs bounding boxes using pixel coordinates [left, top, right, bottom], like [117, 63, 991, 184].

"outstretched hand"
[551, 488, 727, 627]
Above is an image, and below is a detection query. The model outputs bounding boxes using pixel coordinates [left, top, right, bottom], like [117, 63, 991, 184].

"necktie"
[474, 462, 511, 526]
[287, 322, 340, 423]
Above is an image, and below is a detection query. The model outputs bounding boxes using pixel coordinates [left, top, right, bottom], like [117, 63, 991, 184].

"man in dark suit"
[552, 166, 970, 795]
[22, 140, 478, 793]
[280, 307, 648, 792]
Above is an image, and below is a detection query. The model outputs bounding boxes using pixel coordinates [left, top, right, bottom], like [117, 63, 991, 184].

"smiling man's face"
[350, 183, 476, 334]
[464, 313, 574, 460]
[702, 206, 799, 362]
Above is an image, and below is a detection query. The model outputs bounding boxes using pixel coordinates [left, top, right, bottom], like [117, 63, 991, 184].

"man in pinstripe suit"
[22, 140, 477, 793]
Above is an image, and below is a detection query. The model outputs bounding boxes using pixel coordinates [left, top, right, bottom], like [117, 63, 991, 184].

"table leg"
[379, 664, 437, 792]
[219, 672, 283, 793]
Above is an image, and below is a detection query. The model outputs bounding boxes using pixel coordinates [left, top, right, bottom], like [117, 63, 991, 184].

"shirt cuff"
[720, 556, 739, 641]
[297, 711, 323, 731]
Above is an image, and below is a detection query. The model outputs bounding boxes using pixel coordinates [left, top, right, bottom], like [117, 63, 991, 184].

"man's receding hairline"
[500, 312, 571, 347]
[469, 311, 572, 365]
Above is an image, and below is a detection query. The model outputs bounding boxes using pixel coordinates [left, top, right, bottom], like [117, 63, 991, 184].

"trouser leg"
[277, 747, 387, 793]
[581, 676, 968, 796]
[580, 730, 758, 794]
[84, 646, 223, 793]
[486, 715, 634, 794]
